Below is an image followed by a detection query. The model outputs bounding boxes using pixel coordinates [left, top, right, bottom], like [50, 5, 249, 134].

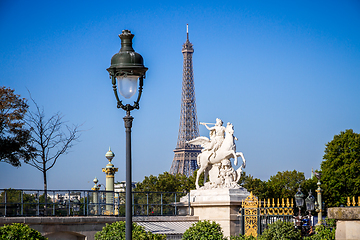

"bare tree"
[26, 97, 81, 196]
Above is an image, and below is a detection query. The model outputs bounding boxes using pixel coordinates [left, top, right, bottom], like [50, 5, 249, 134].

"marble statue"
[188, 119, 246, 189]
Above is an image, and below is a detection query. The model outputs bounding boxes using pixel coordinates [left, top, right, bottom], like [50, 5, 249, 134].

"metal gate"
[240, 192, 294, 237]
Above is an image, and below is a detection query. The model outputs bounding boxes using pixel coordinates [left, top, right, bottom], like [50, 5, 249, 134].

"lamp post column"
[102, 148, 118, 215]
[124, 113, 133, 240]
[107, 29, 148, 240]
[91, 177, 100, 215]
[316, 181, 323, 225]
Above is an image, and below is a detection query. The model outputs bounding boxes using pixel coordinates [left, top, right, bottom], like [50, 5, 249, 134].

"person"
[200, 118, 225, 158]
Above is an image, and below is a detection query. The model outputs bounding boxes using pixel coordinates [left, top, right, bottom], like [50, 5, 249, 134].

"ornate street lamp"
[295, 186, 305, 210]
[305, 190, 315, 212]
[107, 29, 148, 240]
[107, 29, 148, 113]
[305, 190, 315, 234]
[294, 186, 305, 228]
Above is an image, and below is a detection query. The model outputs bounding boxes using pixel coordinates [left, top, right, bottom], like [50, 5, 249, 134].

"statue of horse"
[188, 122, 246, 189]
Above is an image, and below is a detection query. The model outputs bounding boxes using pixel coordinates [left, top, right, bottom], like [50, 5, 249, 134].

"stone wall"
[0, 216, 199, 240]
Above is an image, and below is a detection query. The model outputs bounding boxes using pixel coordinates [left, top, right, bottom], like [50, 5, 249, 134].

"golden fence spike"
[358, 196, 360, 207]
[347, 197, 350, 207]
[267, 198, 270, 208]
[277, 198, 279, 207]
[291, 198, 294, 208]
[272, 198, 275, 207]
[353, 196, 356, 206]
[286, 198, 289, 207]
[282, 198, 285, 207]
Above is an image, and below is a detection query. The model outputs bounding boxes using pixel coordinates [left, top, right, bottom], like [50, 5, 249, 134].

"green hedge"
[0, 223, 47, 240]
[182, 220, 225, 240]
[95, 221, 166, 240]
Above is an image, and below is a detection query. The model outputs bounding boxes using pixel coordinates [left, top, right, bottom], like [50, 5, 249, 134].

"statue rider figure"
[200, 118, 225, 159]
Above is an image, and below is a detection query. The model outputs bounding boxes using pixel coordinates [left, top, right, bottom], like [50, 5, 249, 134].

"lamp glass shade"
[306, 199, 315, 211]
[117, 75, 138, 99]
[295, 197, 304, 207]
[295, 188, 305, 207]
[305, 191, 315, 211]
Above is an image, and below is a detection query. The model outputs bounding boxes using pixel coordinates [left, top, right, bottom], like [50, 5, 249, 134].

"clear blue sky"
[1, 0, 359, 190]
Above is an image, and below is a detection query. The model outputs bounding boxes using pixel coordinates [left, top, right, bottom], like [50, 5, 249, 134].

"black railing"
[0, 189, 188, 217]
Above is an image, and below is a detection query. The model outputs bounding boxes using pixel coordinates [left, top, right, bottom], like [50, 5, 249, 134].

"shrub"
[0, 223, 47, 240]
[303, 218, 336, 240]
[182, 220, 224, 240]
[258, 220, 301, 240]
[94, 221, 166, 240]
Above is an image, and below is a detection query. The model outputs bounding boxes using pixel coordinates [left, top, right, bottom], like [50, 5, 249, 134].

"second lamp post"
[107, 29, 148, 240]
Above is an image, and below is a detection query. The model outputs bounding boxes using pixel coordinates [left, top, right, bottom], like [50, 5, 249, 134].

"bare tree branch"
[25, 93, 82, 192]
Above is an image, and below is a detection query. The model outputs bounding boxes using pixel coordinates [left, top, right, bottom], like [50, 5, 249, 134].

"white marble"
[188, 119, 246, 189]
[180, 188, 250, 237]
[188, 188, 250, 204]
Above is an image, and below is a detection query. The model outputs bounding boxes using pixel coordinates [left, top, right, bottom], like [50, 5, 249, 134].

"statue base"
[179, 187, 250, 237]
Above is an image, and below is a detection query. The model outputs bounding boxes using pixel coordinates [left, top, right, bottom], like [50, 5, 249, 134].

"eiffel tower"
[169, 25, 202, 177]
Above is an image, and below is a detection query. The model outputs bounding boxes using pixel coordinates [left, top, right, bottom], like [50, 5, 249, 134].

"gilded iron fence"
[0, 189, 187, 217]
[347, 196, 360, 207]
[240, 192, 294, 237]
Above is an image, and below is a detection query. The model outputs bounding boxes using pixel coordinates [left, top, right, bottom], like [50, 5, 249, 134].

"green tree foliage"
[258, 220, 301, 240]
[301, 176, 318, 199]
[266, 170, 306, 199]
[0, 189, 34, 204]
[321, 129, 360, 207]
[135, 172, 195, 192]
[0, 223, 47, 240]
[240, 172, 268, 199]
[240, 170, 316, 200]
[134, 172, 193, 215]
[0, 189, 35, 216]
[0, 189, 53, 216]
[182, 220, 224, 240]
[94, 221, 166, 240]
[0, 86, 35, 167]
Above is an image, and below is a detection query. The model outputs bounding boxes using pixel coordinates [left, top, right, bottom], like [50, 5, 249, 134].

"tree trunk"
[43, 162, 47, 215]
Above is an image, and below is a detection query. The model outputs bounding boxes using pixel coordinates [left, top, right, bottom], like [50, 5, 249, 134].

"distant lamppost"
[314, 172, 323, 225]
[305, 190, 315, 234]
[91, 177, 100, 215]
[294, 186, 316, 237]
[107, 29, 148, 240]
[294, 186, 305, 228]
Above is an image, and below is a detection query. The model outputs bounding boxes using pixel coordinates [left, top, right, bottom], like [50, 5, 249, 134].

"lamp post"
[107, 29, 148, 240]
[294, 186, 305, 229]
[102, 148, 118, 215]
[315, 180, 323, 225]
[305, 190, 315, 234]
[91, 177, 100, 215]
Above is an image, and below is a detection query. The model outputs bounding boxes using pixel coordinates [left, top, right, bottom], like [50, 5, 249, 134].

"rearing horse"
[188, 122, 246, 189]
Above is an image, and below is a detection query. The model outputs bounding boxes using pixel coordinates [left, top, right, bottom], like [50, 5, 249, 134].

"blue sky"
[1, 0, 359, 190]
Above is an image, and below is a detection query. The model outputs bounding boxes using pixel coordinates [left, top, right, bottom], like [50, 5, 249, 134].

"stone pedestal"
[328, 207, 360, 240]
[181, 188, 250, 237]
